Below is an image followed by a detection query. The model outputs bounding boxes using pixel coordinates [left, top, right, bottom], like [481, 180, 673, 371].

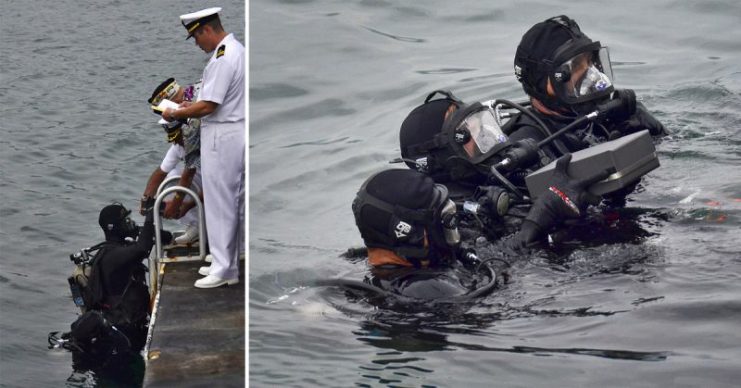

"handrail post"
[156, 175, 182, 197]
[149, 186, 206, 296]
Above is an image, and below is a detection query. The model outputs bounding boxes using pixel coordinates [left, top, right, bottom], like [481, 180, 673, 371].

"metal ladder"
[148, 175, 206, 296]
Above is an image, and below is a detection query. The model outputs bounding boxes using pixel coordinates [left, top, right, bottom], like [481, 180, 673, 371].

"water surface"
[249, 1, 741, 387]
[0, 1, 244, 386]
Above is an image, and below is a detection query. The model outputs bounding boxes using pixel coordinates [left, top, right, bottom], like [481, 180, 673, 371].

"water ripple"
[250, 83, 308, 101]
[362, 26, 425, 43]
[416, 67, 476, 75]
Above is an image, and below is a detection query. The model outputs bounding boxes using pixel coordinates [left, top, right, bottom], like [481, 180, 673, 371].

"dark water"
[250, 1, 741, 387]
[0, 1, 244, 386]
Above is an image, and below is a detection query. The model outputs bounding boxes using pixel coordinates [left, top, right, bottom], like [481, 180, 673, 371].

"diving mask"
[551, 45, 614, 105]
[447, 103, 509, 162]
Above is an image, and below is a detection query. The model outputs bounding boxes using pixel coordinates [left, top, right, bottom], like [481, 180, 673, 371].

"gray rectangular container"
[525, 130, 659, 199]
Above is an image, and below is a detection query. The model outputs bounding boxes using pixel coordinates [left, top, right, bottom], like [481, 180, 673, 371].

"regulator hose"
[311, 262, 499, 304]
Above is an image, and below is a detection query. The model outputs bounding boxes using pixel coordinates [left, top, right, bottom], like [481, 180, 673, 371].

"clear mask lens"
[456, 109, 508, 159]
[557, 47, 614, 102]
[576, 65, 612, 97]
[597, 46, 613, 81]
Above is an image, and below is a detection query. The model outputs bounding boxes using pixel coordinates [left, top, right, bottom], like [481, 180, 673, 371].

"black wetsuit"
[504, 102, 667, 159]
[88, 212, 154, 349]
[501, 102, 667, 204]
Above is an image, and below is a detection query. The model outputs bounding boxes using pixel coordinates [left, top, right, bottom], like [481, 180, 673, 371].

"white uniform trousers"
[164, 167, 203, 228]
[201, 120, 245, 279]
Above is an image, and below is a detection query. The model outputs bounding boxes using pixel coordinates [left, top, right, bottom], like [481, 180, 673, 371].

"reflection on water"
[357, 319, 670, 361]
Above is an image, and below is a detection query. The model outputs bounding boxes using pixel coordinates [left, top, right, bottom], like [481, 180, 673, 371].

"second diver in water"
[349, 160, 608, 301]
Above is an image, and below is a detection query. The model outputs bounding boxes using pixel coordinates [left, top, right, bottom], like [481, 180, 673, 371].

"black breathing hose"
[489, 164, 526, 201]
[310, 261, 499, 304]
[493, 99, 571, 155]
[535, 113, 594, 148]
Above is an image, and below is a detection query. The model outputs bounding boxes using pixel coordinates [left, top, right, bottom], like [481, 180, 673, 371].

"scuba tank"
[67, 242, 107, 313]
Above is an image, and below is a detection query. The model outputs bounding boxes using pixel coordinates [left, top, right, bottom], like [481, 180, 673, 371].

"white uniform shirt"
[198, 33, 245, 123]
[159, 144, 186, 173]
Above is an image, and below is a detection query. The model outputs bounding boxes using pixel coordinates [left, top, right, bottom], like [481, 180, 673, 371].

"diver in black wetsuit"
[396, 21, 670, 242]
[61, 201, 157, 357]
[497, 15, 670, 237]
[506, 15, 666, 202]
[88, 203, 154, 344]
[350, 165, 604, 299]
[352, 168, 484, 300]
[409, 85, 643, 247]
[398, 90, 526, 240]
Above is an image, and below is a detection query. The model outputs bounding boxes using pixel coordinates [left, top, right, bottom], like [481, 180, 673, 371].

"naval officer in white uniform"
[163, 7, 245, 288]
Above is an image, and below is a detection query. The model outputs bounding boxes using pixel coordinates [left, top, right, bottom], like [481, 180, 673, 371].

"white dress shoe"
[174, 225, 199, 244]
[198, 266, 211, 276]
[204, 254, 213, 263]
[194, 274, 239, 288]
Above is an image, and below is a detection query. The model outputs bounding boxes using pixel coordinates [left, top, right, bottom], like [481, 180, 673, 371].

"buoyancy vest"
[71, 242, 149, 328]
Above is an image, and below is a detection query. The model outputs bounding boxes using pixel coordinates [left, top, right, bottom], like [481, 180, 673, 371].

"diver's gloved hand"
[504, 219, 542, 251]
[611, 102, 667, 138]
[141, 197, 156, 223]
[139, 196, 149, 216]
[510, 153, 611, 248]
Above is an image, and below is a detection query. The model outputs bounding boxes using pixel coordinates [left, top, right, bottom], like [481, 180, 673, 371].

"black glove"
[612, 102, 667, 137]
[140, 195, 153, 216]
[141, 197, 156, 223]
[510, 154, 611, 247]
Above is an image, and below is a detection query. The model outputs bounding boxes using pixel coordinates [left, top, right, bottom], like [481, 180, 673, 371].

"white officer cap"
[179, 7, 222, 40]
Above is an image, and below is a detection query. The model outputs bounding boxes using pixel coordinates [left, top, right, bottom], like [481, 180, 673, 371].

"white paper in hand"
[151, 99, 180, 124]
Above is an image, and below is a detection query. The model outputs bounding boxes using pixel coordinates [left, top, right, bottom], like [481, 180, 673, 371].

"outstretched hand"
[140, 197, 156, 223]
[141, 197, 156, 215]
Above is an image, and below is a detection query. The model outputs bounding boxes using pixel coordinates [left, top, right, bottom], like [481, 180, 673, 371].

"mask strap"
[406, 133, 448, 155]
[424, 90, 462, 105]
[358, 192, 433, 224]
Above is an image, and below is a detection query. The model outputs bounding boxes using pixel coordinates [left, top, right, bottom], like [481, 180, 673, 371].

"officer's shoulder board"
[216, 45, 226, 59]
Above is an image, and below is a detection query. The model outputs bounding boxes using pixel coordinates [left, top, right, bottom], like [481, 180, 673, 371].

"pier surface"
[143, 260, 245, 387]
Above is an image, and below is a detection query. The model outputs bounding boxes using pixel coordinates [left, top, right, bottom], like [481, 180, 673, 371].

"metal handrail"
[156, 173, 202, 198]
[149, 186, 206, 296]
[156, 175, 183, 197]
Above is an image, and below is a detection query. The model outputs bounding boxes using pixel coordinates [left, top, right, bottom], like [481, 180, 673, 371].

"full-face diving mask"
[442, 102, 511, 166]
[120, 215, 139, 240]
[99, 203, 140, 241]
[448, 103, 510, 161]
[550, 41, 614, 106]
